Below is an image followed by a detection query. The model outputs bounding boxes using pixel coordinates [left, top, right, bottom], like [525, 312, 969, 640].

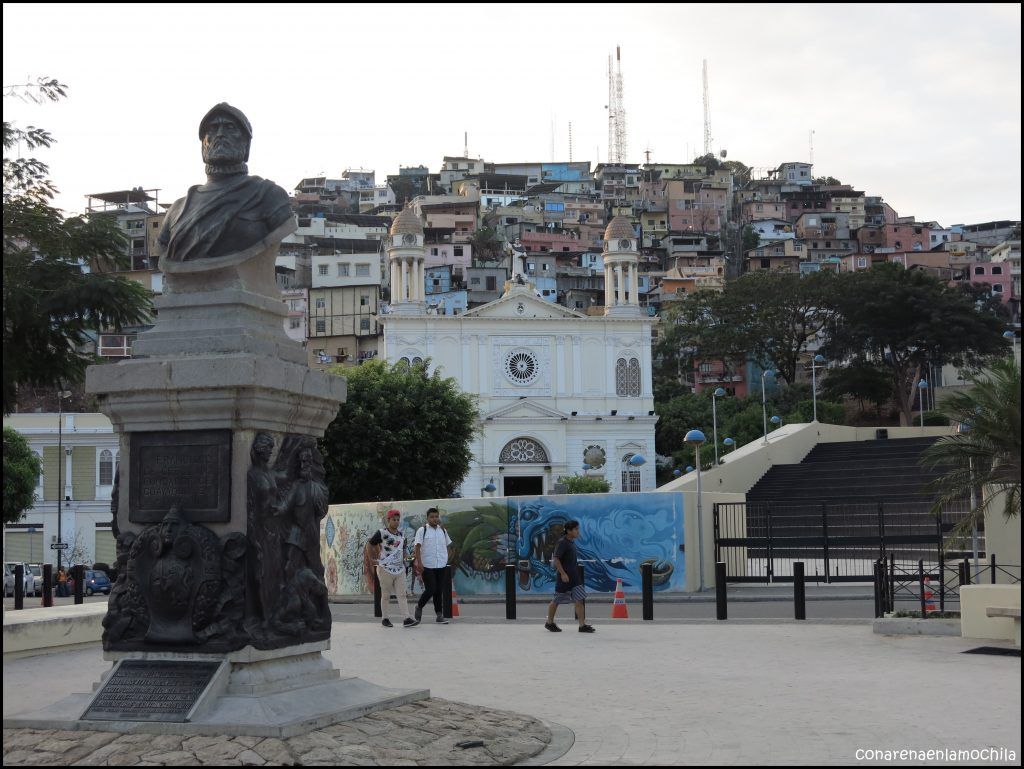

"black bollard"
[14, 564, 24, 610]
[794, 561, 806, 620]
[991, 554, 997, 585]
[42, 564, 53, 608]
[505, 564, 517, 620]
[73, 564, 85, 604]
[442, 565, 453, 619]
[716, 562, 728, 620]
[373, 572, 382, 618]
[641, 562, 654, 621]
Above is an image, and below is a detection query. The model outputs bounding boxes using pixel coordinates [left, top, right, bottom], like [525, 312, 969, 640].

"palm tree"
[922, 357, 1021, 543]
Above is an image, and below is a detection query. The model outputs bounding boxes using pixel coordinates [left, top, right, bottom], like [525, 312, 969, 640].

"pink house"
[966, 261, 1015, 303]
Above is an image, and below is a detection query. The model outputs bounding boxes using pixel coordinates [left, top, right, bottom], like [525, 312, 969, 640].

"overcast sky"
[3, 3, 1020, 226]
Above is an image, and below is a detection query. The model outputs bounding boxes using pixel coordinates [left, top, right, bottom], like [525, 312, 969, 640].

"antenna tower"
[464, 131, 468, 158]
[568, 121, 574, 163]
[809, 129, 815, 165]
[703, 59, 712, 156]
[607, 46, 628, 163]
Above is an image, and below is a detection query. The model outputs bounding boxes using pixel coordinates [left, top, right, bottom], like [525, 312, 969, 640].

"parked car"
[83, 569, 112, 596]
[3, 563, 14, 598]
[4, 562, 33, 596]
[28, 564, 43, 596]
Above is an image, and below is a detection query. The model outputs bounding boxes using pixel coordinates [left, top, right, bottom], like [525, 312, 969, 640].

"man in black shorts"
[544, 520, 595, 633]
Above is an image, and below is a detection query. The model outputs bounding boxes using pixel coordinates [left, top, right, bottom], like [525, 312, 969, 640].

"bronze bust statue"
[157, 103, 295, 274]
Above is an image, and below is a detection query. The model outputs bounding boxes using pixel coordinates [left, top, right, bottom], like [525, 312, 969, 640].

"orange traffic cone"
[923, 576, 936, 615]
[611, 578, 629, 619]
[451, 586, 461, 618]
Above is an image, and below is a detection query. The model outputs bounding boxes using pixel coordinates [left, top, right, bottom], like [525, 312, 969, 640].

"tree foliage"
[813, 176, 843, 186]
[468, 227, 505, 264]
[824, 264, 1006, 425]
[557, 475, 611, 494]
[3, 426, 41, 525]
[319, 359, 478, 504]
[3, 78, 152, 413]
[921, 358, 1021, 539]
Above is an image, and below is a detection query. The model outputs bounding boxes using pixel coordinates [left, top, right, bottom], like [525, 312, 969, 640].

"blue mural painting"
[511, 492, 685, 593]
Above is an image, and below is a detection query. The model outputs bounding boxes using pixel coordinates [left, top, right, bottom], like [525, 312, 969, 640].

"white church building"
[381, 209, 657, 497]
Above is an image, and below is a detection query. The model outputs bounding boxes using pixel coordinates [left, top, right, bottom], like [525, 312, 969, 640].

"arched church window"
[616, 357, 641, 397]
[500, 437, 549, 464]
[99, 449, 114, 486]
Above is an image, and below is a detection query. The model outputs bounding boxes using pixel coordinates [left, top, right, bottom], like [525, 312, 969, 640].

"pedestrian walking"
[367, 509, 418, 628]
[545, 520, 595, 633]
[56, 568, 68, 598]
[413, 507, 453, 624]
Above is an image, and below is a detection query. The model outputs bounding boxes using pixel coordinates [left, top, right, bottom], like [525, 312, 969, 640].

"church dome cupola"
[387, 206, 426, 313]
[602, 216, 641, 316]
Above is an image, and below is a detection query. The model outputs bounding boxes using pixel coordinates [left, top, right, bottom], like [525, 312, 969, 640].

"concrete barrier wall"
[960, 584, 1021, 642]
[2, 604, 106, 657]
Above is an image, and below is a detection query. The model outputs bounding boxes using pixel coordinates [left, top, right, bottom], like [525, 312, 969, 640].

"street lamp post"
[761, 370, 775, 443]
[811, 354, 826, 422]
[55, 389, 71, 575]
[712, 387, 726, 465]
[684, 429, 707, 591]
[770, 415, 781, 431]
[481, 477, 497, 496]
[917, 379, 928, 428]
[723, 437, 734, 455]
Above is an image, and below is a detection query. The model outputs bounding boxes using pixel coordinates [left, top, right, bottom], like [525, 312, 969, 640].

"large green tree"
[825, 264, 1006, 425]
[319, 359, 478, 503]
[3, 78, 152, 413]
[3, 427, 41, 525]
[921, 358, 1021, 538]
[711, 270, 839, 385]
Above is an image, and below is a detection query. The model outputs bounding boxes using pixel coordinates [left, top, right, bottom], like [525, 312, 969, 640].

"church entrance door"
[503, 475, 544, 497]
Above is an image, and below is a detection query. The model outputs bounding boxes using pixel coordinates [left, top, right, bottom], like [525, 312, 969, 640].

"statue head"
[199, 102, 253, 169]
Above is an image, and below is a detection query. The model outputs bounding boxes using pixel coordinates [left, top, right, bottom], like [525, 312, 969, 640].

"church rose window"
[500, 438, 549, 464]
[504, 349, 539, 385]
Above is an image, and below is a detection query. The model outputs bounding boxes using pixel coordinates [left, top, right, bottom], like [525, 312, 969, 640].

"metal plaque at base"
[82, 660, 224, 722]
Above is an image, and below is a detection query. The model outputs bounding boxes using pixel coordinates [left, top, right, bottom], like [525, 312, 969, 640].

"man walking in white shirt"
[367, 509, 419, 628]
[413, 507, 453, 624]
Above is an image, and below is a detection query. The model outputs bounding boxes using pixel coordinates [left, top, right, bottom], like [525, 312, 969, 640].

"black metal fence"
[874, 554, 1021, 617]
[714, 500, 973, 584]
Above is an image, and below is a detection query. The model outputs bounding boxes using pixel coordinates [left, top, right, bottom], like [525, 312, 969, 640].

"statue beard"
[203, 144, 249, 177]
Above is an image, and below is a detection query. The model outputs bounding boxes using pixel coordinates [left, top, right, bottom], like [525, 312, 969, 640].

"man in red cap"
[367, 509, 418, 628]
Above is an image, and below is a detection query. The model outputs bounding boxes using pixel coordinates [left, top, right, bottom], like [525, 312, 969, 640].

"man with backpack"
[367, 509, 419, 628]
[413, 507, 453, 624]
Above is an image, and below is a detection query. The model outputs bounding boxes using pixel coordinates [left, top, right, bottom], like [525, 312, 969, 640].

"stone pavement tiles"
[1, 698, 552, 766]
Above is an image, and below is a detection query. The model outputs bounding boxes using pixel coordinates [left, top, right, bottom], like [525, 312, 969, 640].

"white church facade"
[381, 209, 657, 497]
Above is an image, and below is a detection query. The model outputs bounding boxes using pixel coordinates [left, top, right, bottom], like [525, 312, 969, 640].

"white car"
[4, 562, 34, 596]
[2, 563, 14, 598]
[28, 564, 44, 596]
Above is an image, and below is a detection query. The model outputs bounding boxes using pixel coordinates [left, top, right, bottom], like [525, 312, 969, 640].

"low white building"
[3, 412, 118, 568]
[382, 211, 658, 496]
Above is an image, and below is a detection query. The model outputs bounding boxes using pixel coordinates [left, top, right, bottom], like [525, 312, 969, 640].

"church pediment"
[464, 285, 586, 320]
[483, 400, 569, 421]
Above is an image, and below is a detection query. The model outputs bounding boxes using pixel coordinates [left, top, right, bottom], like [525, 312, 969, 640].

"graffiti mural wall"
[320, 492, 685, 596]
[512, 492, 685, 594]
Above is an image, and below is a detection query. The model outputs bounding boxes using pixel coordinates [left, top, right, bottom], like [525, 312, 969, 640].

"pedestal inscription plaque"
[83, 660, 222, 722]
[130, 430, 231, 523]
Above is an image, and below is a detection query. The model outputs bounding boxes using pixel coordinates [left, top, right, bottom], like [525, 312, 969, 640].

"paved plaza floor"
[3, 618, 1020, 765]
